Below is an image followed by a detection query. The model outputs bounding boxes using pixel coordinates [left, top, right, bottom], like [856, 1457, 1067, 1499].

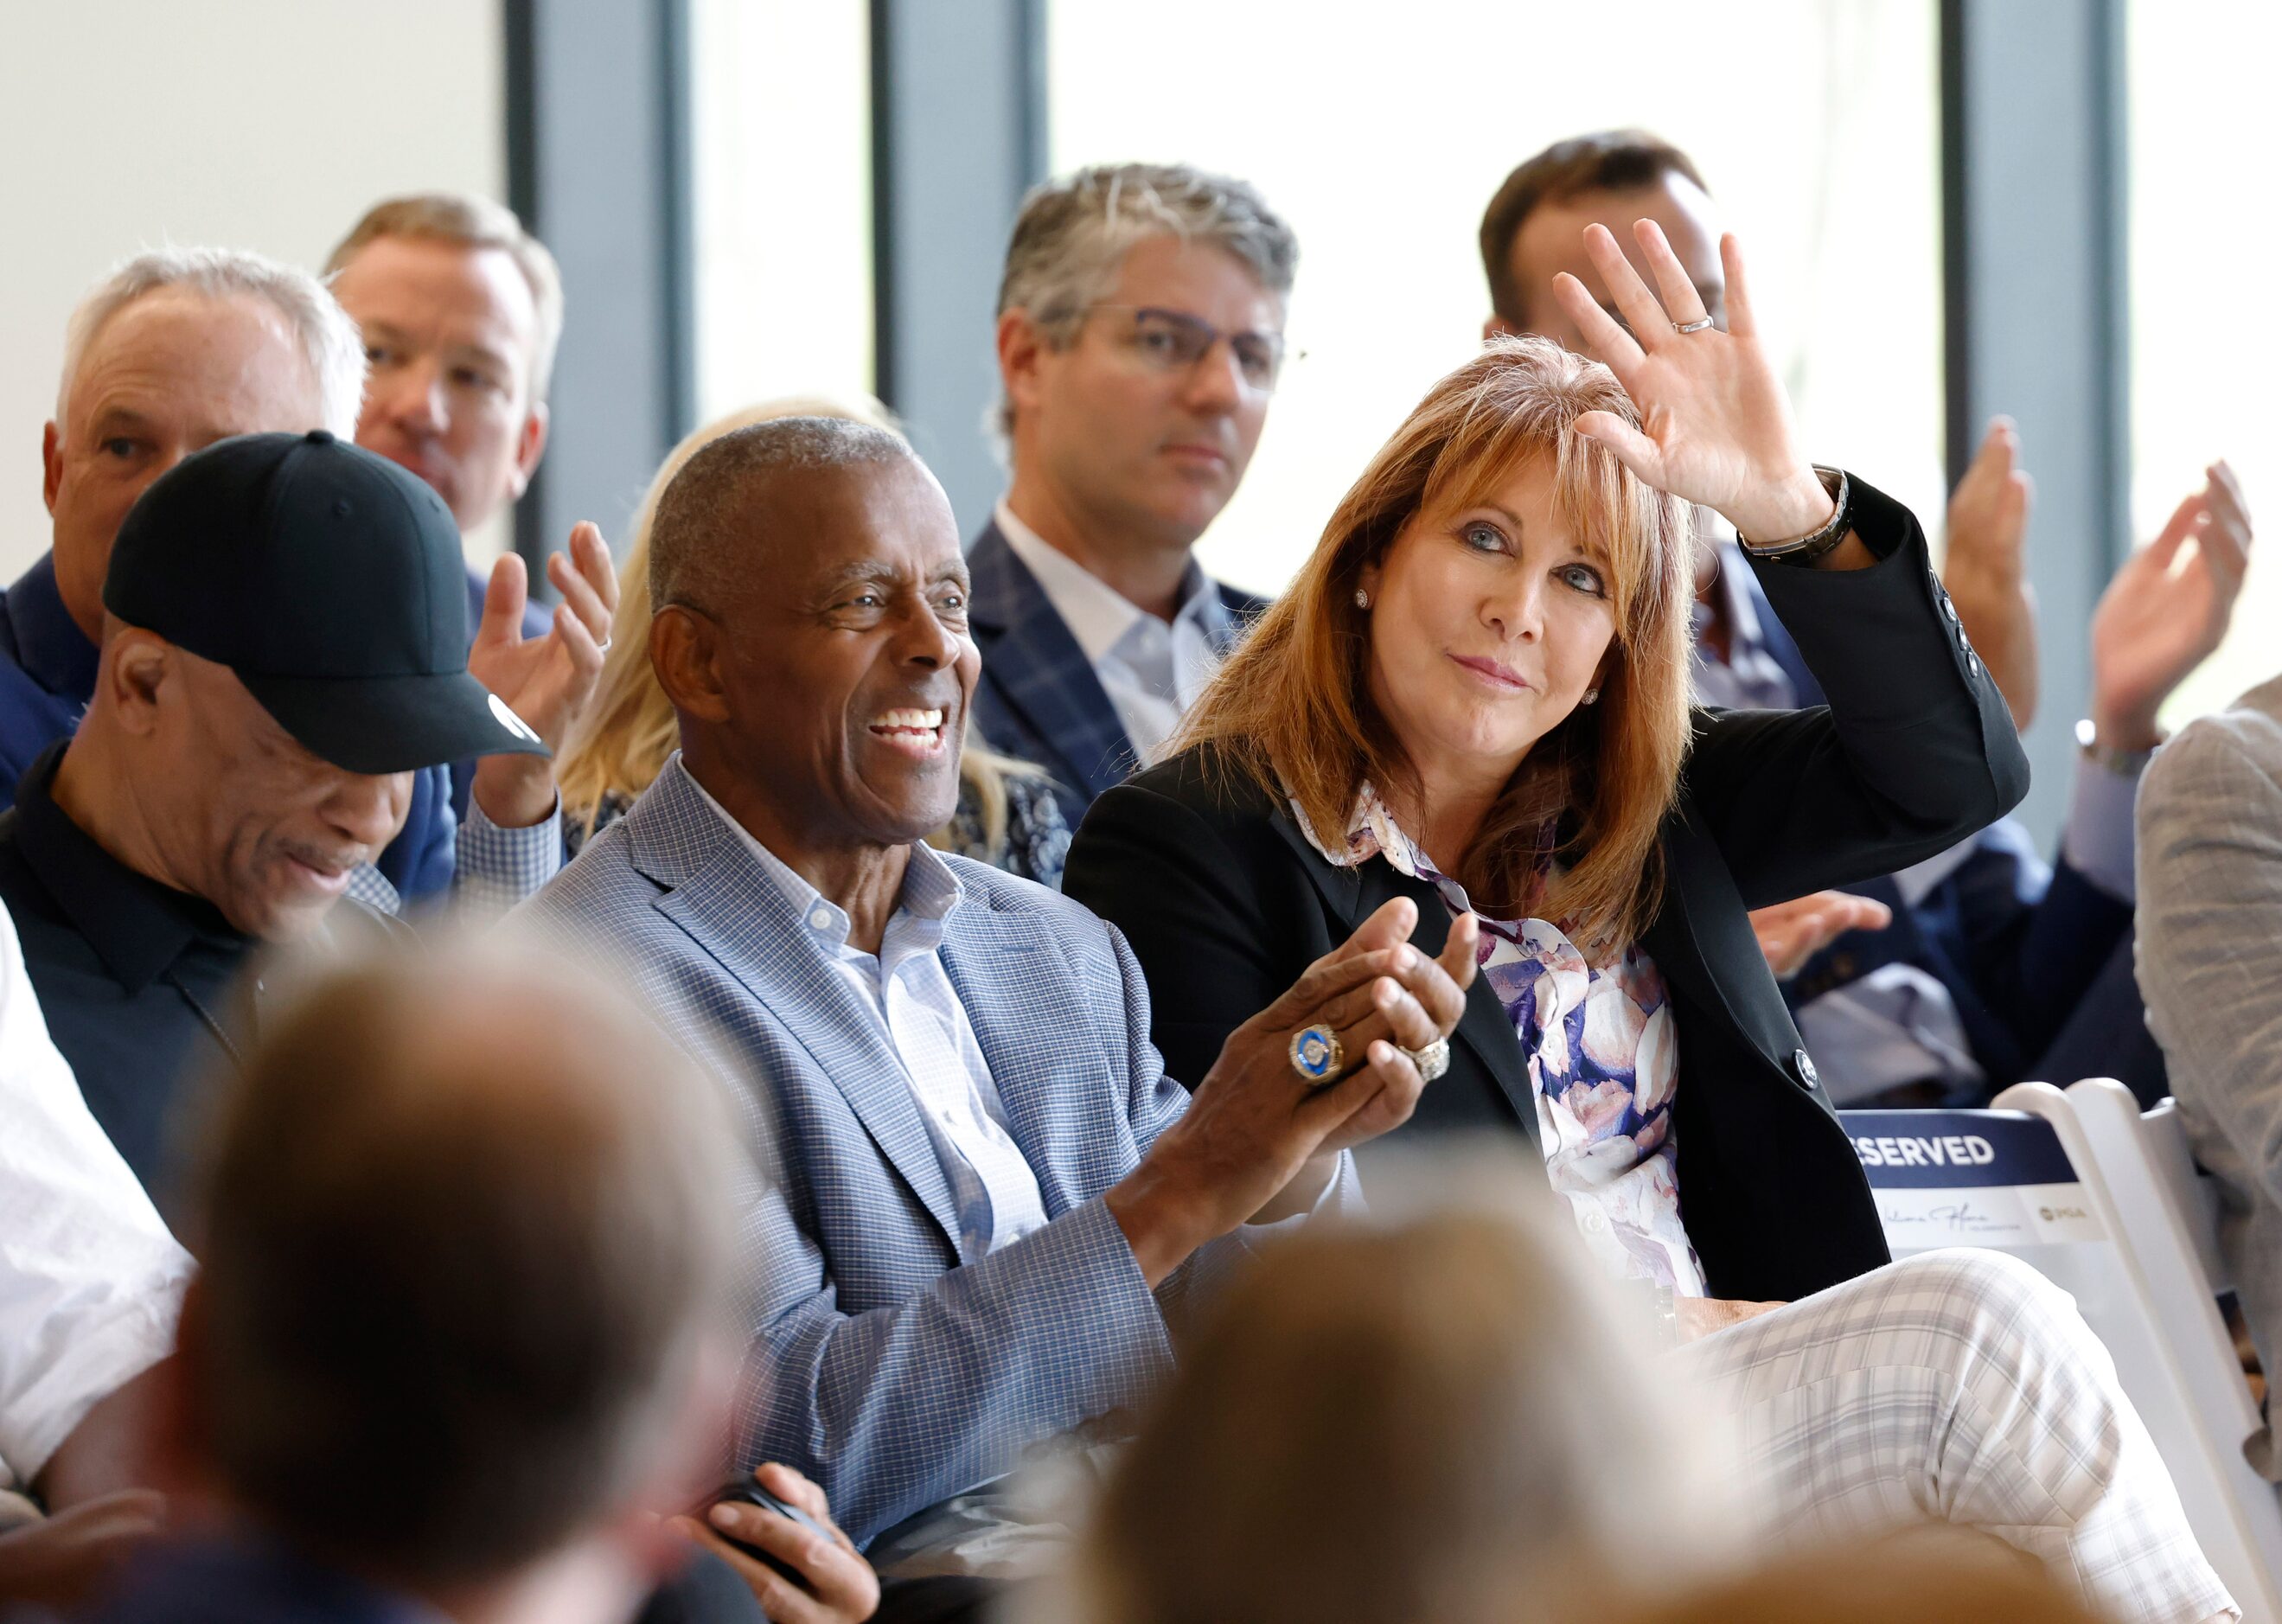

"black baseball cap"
[104, 431, 550, 776]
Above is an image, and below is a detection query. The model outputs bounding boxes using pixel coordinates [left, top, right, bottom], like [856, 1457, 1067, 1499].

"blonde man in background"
[558, 397, 1070, 885]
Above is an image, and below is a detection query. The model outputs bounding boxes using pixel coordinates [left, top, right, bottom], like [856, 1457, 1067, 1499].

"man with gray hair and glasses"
[970, 163, 1296, 828]
[1, 247, 611, 912]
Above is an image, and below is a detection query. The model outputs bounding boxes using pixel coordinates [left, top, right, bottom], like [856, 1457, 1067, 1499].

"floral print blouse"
[1297, 783, 1707, 1295]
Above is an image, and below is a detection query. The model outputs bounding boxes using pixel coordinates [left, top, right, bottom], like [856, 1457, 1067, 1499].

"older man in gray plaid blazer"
[516, 418, 1474, 1591]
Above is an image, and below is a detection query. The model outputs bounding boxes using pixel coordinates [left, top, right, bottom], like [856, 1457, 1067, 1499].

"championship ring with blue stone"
[1288, 1023, 1342, 1086]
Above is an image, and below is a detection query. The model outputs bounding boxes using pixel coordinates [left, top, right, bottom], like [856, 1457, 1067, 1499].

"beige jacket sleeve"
[2134, 674, 2282, 1471]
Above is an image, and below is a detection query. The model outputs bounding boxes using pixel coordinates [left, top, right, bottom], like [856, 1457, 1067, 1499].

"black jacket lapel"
[1267, 813, 1539, 1141]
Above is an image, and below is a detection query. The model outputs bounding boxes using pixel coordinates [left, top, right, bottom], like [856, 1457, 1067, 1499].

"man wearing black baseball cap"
[0, 431, 550, 1215]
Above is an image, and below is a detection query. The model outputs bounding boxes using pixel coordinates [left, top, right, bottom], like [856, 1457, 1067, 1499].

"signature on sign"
[1880, 1200, 2023, 1238]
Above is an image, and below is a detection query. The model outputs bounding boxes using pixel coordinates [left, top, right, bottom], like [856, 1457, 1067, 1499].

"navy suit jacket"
[1731, 557, 2149, 1097]
[966, 519, 1263, 828]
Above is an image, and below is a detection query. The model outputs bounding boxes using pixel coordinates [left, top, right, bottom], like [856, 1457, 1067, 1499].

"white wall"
[0, 0, 507, 578]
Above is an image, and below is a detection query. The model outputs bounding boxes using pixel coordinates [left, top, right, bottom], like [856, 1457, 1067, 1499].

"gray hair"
[326, 192, 565, 403]
[650, 415, 916, 616]
[55, 246, 366, 438]
[993, 161, 1300, 445]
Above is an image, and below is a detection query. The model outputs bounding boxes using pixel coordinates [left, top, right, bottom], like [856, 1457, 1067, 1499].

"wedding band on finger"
[1288, 1024, 1343, 1087]
[1672, 316, 1716, 334]
[596, 636, 614, 654]
[1403, 1036, 1451, 1083]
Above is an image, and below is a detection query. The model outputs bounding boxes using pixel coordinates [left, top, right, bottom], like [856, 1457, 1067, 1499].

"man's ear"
[104, 631, 174, 737]
[507, 402, 551, 500]
[996, 309, 1049, 419]
[42, 422, 64, 515]
[649, 604, 732, 726]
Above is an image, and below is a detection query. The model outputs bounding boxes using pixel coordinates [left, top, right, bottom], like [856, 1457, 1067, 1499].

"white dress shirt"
[687, 779, 1048, 1263]
[0, 901, 191, 1491]
[994, 501, 1233, 764]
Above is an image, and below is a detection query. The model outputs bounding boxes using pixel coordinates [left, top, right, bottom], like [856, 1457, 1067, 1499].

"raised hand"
[1108, 897, 1478, 1285]
[1940, 419, 2038, 727]
[468, 521, 620, 828]
[2090, 461, 2252, 751]
[1550, 222, 1838, 547]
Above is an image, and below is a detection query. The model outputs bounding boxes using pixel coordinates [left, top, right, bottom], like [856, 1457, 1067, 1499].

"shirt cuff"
[453, 795, 565, 915]
[1239, 1149, 1361, 1237]
[2061, 752, 2139, 905]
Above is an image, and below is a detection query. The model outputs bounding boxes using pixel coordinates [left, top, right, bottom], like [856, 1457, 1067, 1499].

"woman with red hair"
[1066, 222, 2233, 1623]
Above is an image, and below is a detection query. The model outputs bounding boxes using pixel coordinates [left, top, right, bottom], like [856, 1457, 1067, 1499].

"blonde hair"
[556, 395, 1042, 852]
[1172, 336, 1693, 955]
[327, 193, 565, 402]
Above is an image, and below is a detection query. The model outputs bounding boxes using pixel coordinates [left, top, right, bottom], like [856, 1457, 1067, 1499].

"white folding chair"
[2029, 1078, 2282, 1608]
[1841, 1090, 2282, 1621]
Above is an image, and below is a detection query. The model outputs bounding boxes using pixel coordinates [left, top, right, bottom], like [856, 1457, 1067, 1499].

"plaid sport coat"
[966, 518, 1264, 828]
[515, 757, 1339, 1546]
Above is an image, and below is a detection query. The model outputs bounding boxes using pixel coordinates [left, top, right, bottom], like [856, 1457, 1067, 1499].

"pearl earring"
[1354, 588, 1371, 610]
[1581, 687, 1601, 706]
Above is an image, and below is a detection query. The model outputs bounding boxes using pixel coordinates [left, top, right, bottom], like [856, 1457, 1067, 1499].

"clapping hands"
[1548, 221, 1842, 548]
[1940, 420, 2037, 727]
[467, 521, 620, 828]
[2091, 461, 2252, 751]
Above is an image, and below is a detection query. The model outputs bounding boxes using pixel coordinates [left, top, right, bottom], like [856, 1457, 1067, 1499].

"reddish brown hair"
[1173, 336, 1694, 954]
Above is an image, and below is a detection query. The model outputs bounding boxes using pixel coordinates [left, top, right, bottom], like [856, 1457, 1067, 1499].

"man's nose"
[380, 359, 447, 435]
[893, 603, 962, 668]
[326, 770, 413, 850]
[1177, 340, 1247, 416]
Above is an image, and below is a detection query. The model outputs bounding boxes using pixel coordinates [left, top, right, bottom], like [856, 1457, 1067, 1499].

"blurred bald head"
[185, 936, 740, 1591]
[648, 414, 919, 618]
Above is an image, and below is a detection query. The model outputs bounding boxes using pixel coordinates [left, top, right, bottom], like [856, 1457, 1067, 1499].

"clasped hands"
[467, 520, 619, 828]
[1107, 897, 1478, 1287]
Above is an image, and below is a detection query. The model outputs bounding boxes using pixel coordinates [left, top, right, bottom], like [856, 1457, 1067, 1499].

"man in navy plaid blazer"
[517, 419, 1473, 1582]
[970, 163, 1295, 827]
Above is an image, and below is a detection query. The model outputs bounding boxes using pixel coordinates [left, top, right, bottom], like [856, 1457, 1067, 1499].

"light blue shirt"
[686, 781, 1049, 1263]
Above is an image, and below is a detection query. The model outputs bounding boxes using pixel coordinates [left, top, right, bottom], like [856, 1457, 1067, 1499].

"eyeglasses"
[1083, 304, 1292, 393]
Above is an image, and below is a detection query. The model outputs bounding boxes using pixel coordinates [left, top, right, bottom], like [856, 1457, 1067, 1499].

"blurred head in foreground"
[157, 936, 741, 1623]
[1077, 1150, 1741, 1624]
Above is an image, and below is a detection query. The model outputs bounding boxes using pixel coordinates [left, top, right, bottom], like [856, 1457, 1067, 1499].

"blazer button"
[1793, 1047, 1819, 1090]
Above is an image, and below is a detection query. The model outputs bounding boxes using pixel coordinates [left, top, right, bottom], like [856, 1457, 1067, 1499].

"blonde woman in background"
[556, 396, 1071, 883]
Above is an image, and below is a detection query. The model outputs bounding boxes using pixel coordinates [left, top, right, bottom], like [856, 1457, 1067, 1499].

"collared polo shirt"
[0, 742, 397, 1220]
[0, 555, 97, 797]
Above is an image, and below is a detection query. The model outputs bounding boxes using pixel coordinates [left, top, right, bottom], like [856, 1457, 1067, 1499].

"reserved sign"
[1838, 1109, 2106, 1247]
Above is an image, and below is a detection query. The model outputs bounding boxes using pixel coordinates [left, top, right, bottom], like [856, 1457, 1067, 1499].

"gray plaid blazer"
[2136, 671, 2282, 1476]
[516, 757, 1307, 1544]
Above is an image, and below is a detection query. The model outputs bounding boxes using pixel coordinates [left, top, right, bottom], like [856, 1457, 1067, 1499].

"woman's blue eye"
[1560, 563, 1607, 596]
[1462, 522, 1505, 553]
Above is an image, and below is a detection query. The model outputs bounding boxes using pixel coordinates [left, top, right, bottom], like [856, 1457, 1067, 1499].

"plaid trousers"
[1682, 1247, 2237, 1624]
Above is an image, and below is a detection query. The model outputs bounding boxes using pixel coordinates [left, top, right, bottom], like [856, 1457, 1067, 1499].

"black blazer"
[1064, 478, 2030, 1304]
